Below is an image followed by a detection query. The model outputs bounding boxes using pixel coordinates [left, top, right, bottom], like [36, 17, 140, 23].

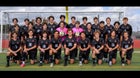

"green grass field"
[0, 50, 140, 71]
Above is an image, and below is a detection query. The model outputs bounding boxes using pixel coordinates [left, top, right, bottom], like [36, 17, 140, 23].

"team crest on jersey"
[32, 40, 34, 42]
[72, 40, 74, 42]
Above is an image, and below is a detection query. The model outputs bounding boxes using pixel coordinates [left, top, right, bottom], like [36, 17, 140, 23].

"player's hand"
[23, 49, 27, 52]
[108, 48, 112, 52]
[66, 48, 70, 52]
[41, 49, 45, 53]
[13, 52, 17, 56]
[122, 49, 127, 52]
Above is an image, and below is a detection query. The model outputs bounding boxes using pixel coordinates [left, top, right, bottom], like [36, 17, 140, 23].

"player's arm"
[78, 44, 84, 51]
[55, 43, 62, 51]
[105, 39, 110, 49]
[112, 39, 119, 50]
[14, 46, 22, 53]
[85, 43, 91, 50]
[69, 43, 77, 51]
[126, 39, 133, 51]
[98, 39, 104, 51]
[27, 39, 37, 51]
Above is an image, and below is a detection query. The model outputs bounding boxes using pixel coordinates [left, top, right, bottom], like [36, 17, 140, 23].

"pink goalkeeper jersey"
[72, 27, 83, 41]
[56, 27, 68, 42]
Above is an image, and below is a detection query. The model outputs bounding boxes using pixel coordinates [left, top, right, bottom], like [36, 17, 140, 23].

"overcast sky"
[0, 6, 140, 31]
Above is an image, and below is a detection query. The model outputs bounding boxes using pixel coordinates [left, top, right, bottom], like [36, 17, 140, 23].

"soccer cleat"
[20, 64, 25, 67]
[38, 63, 43, 66]
[122, 63, 125, 66]
[50, 63, 54, 67]
[79, 61, 82, 66]
[109, 61, 112, 66]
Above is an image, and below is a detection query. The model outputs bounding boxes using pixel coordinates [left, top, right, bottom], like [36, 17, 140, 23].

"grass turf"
[0, 51, 140, 71]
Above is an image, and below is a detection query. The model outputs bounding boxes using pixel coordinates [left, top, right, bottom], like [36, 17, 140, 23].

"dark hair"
[123, 17, 128, 21]
[123, 31, 129, 36]
[82, 17, 87, 21]
[75, 21, 80, 24]
[60, 15, 65, 19]
[110, 29, 116, 36]
[24, 18, 29, 22]
[42, 30, 48, 35]
[71, 16, 76, 20]
[36, 17, 42, 22]
[11, 31, 18, 38]
[54, 30, 60, 34]
[59, 21, 65, 25]
[14, 24, 19, 27]
[114, 21, 120, 26]
[99, 21, 105, 24]
[42, 22, 48, 26]
[67, 28, 73, 32]
[80, 31, 86, 35]
[106, 17, 111, 21]
[93, 17, 98, 20]
[48, 16, 54, 20]
[28, 29, 34, 34]
[86, 22, 92, 26]
[28, 21, 33, 26]
[12, 18, 18, 22]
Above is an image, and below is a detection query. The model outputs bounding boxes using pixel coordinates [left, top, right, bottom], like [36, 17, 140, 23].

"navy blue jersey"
[92, 24, 99, 31]
[67, 23, 75, 29]
[47, 23, 57, 35]
[91, 38, 104, 49]
[38, 39, 50, 49]
[50, 38, 61, 49]
[78, 38, 90, 48]
[9, 39, 21, 51]
[119, 24, 132, 37]
[85, 29, 94, 41]
[105, 24, 114, 37]
[64, 36, 77, 48]
[106, 37, 119, 48]
[80, 24, 87, 31]
[121, 38, 133, 49]
[25, 37, 37, 49]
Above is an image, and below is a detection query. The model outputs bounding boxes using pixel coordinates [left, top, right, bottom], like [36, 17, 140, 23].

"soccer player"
[80, 17, 88, 31]
[63, 29, 77, 66]
[120, 17, 132, 41]
[104, 17, 114, 62]
[67, 16, 76, 29]
[92, 17, 99, 31]
[38, 31, 50, 66]
[78, 32, 90, 66]
[21, 30, 37, 66]
[58, 15, 68, 28]
[48, 16, 58, 39]
[42, 22, 49, 32]
[6, 32, 22, 67]
[49, 31, 62, 67]
[21, 18, 29, 40]
[85, 22, 94, 42]
[120, 31, 133, 66]
[72, 21, 83, 59]
[114, 21, 121, 39]
[56, 21, 68, 43]
[106, 30, 119, 66]
[91, 30, 104, 65]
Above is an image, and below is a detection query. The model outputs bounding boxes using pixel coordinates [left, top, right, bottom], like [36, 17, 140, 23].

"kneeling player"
[120, 31, 133, 66]
[6, 32, 22, 67]
[91, 30, 104, 65]
[63, 29, 77, 66]
[49, 31, 62, 67]
[78, 31, 90, 66]
[106, 30, 119, 66]
[38, 31, 50, 66]
[21, 30, 37, 67]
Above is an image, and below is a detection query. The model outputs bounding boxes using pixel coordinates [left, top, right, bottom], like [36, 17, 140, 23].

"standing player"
[114, 21, 121, 39]
[85, 22, 94, 42]
[38, 31, 50, 66]
[49, 31, 62, 67]
[92, 17, 99, 31]
[63, 29, 77, 66]
[48, 16, 58, 39]
[120, 31, 133, 66]
[6, 32, 22, 67]
[91, 30, 104, 65]
[58, 15, 68, 28]
[120, 17, 132, 41]
[106, 30, 119, 66]
[21, 18, 29, 40]
[42, 22, 49, 32]
[72, 21, 83, 59]
[80, 17, 88, 31]
[104, 17, 114, 63]
[56, 21, 68, 43]
[67, 16, 76, 29]
[21, 30, 37, 66]
[78, 32, 90, 66]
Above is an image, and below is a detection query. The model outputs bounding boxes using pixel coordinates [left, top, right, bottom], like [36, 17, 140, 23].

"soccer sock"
[65, 55, 68, 63]
[40, 52, 43, 63]
[79, 54, 82, 61]
[109, 52, 112, 62]
[49, 55, 53, 63]
[121, 57, 125, 63]
[92, 58, 95, 64]
[6, 56, 10, 65]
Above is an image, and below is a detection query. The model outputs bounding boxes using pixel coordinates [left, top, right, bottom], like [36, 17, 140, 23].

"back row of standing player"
[6, 15, 133, 67]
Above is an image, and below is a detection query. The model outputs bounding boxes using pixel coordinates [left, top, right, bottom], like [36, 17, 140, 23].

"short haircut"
[24, 18, 29, 22]
[60, 15, 65, 19]
[28, 21, 33, 26]
[94, 30, 101, 35]
[75, 21, 80, 24]
[82, 17, 88, 21]
[12, 18, 18, 22]
[71, 16, 76, 20]
[93, 17, 98, 20]
[99, 21, 105, 24]
[106, 17, 111, 21]
[123, 17, 128, 21]
[36, 17, 42, 22]
[48, 16, 55, 20]
[114, 21, 120, 26]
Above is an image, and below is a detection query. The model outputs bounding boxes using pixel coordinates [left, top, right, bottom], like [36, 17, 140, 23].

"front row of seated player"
[6, 29, 133, 67]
